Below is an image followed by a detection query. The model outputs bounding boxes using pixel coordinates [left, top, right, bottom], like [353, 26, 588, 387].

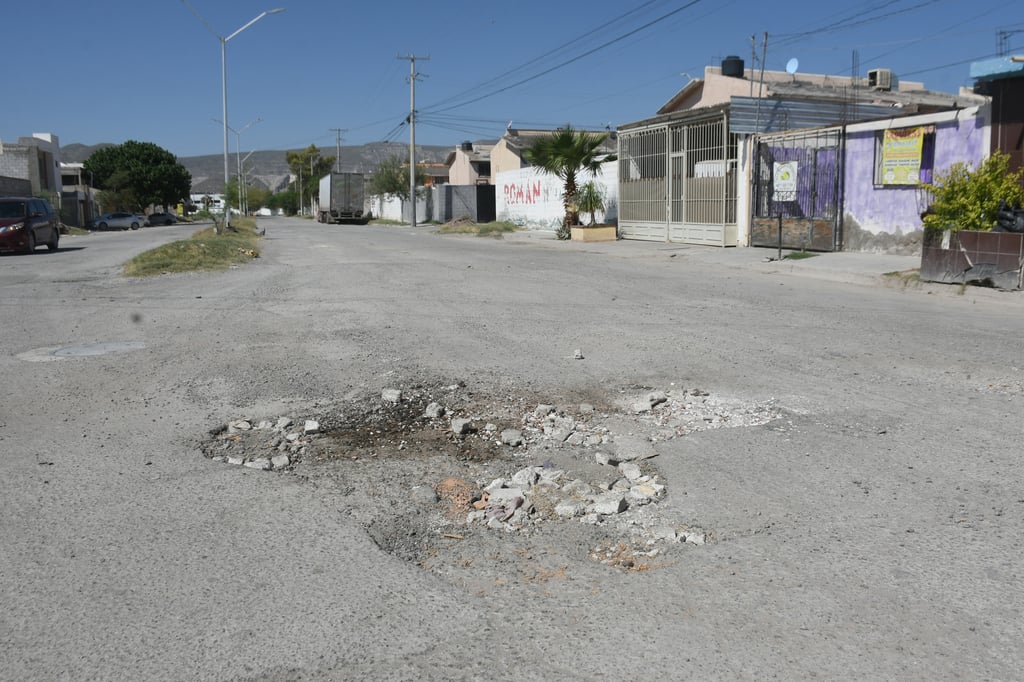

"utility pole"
[398, 53, 428, 226]
[329, 127, 346, 172]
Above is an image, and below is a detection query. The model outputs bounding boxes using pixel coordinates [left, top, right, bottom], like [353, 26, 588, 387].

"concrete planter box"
[570, 225, 617, 242]
[920, 229, 1024, 290]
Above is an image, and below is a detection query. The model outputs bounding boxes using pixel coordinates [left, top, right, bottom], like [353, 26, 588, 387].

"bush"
[921, 151, 1024, 232]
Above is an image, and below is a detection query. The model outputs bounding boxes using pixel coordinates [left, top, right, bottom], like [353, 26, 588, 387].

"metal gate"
[751, 127, 844, 251]
[619, 109, 739, 246]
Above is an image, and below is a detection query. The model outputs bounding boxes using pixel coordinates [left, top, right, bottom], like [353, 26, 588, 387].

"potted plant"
[569, 181, 616, 242]
[919, 151, 1024, 289]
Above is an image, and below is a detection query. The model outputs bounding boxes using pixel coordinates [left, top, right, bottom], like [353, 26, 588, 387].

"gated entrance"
[751, 127, 844, 251]
[619, 108, 739, 246]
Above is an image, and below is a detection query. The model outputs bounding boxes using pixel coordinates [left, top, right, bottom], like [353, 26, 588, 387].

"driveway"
[2, 218, 1022, 680]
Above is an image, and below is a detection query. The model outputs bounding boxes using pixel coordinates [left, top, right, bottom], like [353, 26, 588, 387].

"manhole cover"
[52, 341, 146, 357]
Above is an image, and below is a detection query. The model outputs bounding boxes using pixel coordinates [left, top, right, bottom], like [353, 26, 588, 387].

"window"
[873, 126, 935, 186]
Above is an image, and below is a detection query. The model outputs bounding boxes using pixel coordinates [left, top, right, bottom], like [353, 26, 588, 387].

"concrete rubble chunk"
[590, 493, 628, 515]
[451, 418, 474, 436]
[561, 479, 594, 497]
[467, 510, 486, 523]
[595, 452, 618, 466]
[533, 404, 556, 418]
[244, 458, 272, 470]
[271, 454, 290, 469]
[579, 403, 595, 413]
[228, 420, 252, 433]
[683, 532, 706, 545]
[285, 432, 301, 442]
[619, 462, 643, 482]
[651, 526, 678, 542]
[226, 456, 245, 466]
[423, 402, 445, 419]
[483, 478, 507, 493]
[511, 467, 539, 487]
[303, 419, 319, 435]
[274, 417, 292, 432]
[381, 389, 402, 404]
[537, 468, 565, 485]
[647, 391, 668, 407]
[255, 420, 273, 430]
[555, 500, 587, 518]
[487, 487, 525, 504]
[501, 429, 524, 447]
[573, 349, 584, 360]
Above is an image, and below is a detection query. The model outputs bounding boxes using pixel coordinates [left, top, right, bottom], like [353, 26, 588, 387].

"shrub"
[921, 151, 1024, 232]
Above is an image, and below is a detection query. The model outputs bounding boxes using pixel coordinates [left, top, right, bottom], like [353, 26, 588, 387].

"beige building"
[490, 128, 617, 180]
[445, 141, 495, 185]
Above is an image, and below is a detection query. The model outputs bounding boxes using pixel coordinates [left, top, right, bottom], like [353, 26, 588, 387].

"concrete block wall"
[0, 175, 32, 196]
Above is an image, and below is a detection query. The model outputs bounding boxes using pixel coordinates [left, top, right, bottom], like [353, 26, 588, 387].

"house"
[445, 140, 495, 185]
[490, 127, 618, 180]
[616, 57, 984, 250]
[0, 133, 62, 197]
[59, 162, 99, 228]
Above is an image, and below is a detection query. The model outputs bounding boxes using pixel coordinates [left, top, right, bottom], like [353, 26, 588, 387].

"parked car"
[93, 212, 143, 230]
[145, 212, 178, 226]
[0, 197, 60, 254]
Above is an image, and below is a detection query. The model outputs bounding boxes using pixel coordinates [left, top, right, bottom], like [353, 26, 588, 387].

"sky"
[6, 0, 1023, 159]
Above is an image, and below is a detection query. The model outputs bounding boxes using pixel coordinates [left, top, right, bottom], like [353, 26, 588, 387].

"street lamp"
[213, 117, 261, 216]
[182, 1, 284, 230]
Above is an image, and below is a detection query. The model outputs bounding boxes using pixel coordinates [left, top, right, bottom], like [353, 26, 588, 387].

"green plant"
[524, 125, 616, 239]
[921, 151, 1024, 232]
[577, 182, 606, 226]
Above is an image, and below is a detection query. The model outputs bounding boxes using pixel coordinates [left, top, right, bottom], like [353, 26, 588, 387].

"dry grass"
[122, 218, 261, 277]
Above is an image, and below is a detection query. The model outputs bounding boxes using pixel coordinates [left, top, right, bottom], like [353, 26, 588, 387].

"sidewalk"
[504, 229, 920, 287]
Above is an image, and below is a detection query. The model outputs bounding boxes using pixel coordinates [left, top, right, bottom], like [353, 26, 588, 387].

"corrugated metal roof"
[729, 96, 900, 134]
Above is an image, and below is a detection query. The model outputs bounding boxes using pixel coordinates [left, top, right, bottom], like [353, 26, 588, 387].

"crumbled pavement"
[199, 382, 781, 577]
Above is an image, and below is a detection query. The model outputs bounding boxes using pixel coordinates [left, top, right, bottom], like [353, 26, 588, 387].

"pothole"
[198, 381, 784, 583]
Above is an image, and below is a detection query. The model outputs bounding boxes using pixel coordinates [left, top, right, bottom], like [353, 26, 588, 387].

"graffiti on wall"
[503, 181, 544, 205]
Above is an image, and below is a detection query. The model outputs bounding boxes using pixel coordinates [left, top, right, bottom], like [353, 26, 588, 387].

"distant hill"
[62, 142, 453, 194]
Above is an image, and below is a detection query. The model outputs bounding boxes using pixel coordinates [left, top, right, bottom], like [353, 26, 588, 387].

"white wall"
[371, 194, 429, 223]
[496, 161, 618, 230]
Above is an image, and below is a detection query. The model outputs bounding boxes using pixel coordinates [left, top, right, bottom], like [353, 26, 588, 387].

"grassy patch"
[882, 269, 922, 288]
[122, 217, 261, 277]
[437, 220, 518, 237]
[369, 218, 405, 226]
[783, 251, 817, 260]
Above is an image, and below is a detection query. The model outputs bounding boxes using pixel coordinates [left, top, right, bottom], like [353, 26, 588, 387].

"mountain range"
[61, 142, 455, 194]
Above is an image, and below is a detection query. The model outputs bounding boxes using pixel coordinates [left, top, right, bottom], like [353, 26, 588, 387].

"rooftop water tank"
[722, 55, 744, 78]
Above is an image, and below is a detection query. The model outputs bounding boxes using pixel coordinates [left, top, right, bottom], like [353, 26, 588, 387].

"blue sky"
[6, 0, 1022, 158]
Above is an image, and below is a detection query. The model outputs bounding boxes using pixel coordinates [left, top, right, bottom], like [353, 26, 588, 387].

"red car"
[0, 197, 60, 254]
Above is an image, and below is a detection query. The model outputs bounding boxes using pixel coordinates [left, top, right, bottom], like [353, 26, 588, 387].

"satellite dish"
[786, 58, 799, 75]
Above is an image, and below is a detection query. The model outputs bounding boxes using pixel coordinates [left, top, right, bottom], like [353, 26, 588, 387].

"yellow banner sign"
[881, 127, 924, 185]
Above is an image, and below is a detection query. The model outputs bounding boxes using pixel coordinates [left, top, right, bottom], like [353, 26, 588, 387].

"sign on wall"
[772, 161, 798, 201]
[881, 127, 924, 185]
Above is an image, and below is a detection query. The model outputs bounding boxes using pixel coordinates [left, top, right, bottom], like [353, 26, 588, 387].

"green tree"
[84, 140, 191, 211]
[523, 125, 616, 239]
[922, 151, 1024, 232]
[366, 155, 427, 202]
[269, 190, 298, 215]
[286, 145, 335, 211]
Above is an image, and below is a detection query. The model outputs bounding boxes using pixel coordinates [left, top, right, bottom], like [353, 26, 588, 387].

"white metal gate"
[618, 111, 739, 246]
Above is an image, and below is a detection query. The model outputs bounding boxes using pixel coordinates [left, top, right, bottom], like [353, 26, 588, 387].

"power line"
[422, 0, 706, 115]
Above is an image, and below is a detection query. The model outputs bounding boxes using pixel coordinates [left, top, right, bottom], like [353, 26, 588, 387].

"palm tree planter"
[569, 225, 617, 242]
[524, 125, 617, 240]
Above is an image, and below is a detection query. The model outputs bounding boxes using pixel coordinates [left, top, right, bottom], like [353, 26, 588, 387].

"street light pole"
[182, 1, 284, 231]
[214, 117, 261, 216]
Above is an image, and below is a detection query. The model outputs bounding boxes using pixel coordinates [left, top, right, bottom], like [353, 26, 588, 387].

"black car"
[146, 212, 178, 226]
[0, 197, 60, 254]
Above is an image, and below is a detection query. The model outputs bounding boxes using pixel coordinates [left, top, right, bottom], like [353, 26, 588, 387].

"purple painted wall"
[844, 113, 988, 235]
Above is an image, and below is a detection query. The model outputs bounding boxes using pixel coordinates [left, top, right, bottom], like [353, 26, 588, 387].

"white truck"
[317, 172, 369, 224]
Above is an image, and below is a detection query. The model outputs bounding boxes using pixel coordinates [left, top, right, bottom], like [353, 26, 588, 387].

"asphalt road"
[2, 218, 1023, 680]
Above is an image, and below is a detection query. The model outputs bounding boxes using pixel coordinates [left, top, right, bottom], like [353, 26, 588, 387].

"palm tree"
[524, 125, 616, 239]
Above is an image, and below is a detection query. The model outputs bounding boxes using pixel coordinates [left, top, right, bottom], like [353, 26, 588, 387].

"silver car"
[93, 212, 144, 231]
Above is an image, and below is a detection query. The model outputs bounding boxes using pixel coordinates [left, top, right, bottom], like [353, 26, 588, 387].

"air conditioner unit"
[868, 68, 893, 91]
